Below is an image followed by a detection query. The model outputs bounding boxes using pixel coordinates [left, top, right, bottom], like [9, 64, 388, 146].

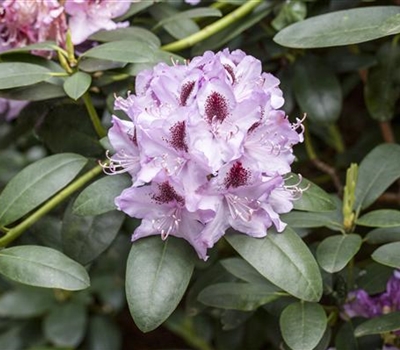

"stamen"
[284, 174, 310, 200]
[152, 209, 182, 240]
[225, 193, 259, 222]
[100, 150, 139, 175]
[292, 113, 306, 134]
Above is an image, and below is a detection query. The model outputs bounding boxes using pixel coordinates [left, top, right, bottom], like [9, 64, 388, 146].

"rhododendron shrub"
[0, 1, 400, 350]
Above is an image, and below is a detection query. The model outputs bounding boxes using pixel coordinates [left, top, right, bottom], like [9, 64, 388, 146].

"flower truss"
[103, 49, 305, 260]
[343, 270, 400, 349]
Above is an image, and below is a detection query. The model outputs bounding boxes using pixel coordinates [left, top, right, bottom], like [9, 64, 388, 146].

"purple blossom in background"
[0, 98, 28, 121]
[343, 271, 400, 349]
[64, 0, 133, 45]
[185, 0, 201, 5]
[0, 0, 67, 51]
[104, 49, 304, 260]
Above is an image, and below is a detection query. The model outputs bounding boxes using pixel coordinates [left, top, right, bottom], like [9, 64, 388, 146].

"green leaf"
[372, 242, 400, 269]
[335, 322, 357, 350]
[63, 72, 92, 100]
[72, 175, 131, 216]
[286, 174, 336, 212]
[355, 312, 400, 337]
[0, 63, 51, 89]
[281, 209, 344, 231]
[273, 6, 400, 48]
[43, 302, 87, 347]
[221, 257, 278, 286]
[0, 246, 90, 290]
[293, 55, 342, 124]
[271, 1, 307, 31]
[225, 227, 323, 302]
[365, 227, 400, 244]
[316, 234, 362, 273]
[154, 8, 222, 31]
[354, 144, 400, 210]
[356, 263, 394, 295]
[89, 27, 161, 48]
[62, 205, 125, 266]
[82, 40, 159, 63]
[0, 82, 66, 101]
[126, 236, 195, 332]
[356, 209, 400, 228]
[198, 282, 280, 311]
[149, 3, 199, 40]
[0, 288, 55, 318]
[0, 153, 87, 227]
[87, 315, 122, 350]
[0, 41, 57, 54]
[365, 43, 400, 122]
[280, 302, 327, 350]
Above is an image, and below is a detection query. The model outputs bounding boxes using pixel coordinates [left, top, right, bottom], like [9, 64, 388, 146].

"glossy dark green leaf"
[0, 63, 51, 89]
[293, 55, 342, 124]
[355, 312, 400, 337]
[365, 43, 400, 122]
[78, 58, 126, 73]
[43, 302, 86, 347]
[372, 242, 400, 269]
[154, 8, 222, 31]
[116, 1, 154, 21]
[281, 209, 344, 231]
[0, 153, 87, 226]
[0, 82, 66, 101]
[365, 227, 400, 244]
[356, 263, 393, 295]
[0, 326, 22, 350]
[0, 41, 57, 55]
[83, 40, 158, 63]
[36, 104, 103, 157]
[87, 315, 122, 350]
[192, 2, 272, 55]
[62, 206, 125, 266]
[355, 144, 400, 211]
[286, 174, 336, 212]
[126, 236, 195, 332]
[0, 288, 55, 318]
[225, 227, 323, 302]
[274, 6, 400, 48]
[280, 302, 327, 350]
[356, 210, 400, 228]
[335, 322, 357, 350]
[316, 234, 362, 273]
[198, 282, 280, 311]
[149, 3, 199, 40]
[63, 72, 92, 100]
[72, 175, 131, 216]
[0, 246, 90, 290]
[221, 257, 278, 286]
[271, 1, 307, 31]
[90, 27, 160, 48]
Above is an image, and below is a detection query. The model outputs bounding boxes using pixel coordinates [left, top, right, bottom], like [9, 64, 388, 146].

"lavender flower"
[0, 0, 67, 51]
[0, 98, 28, 121]
[64, 0, 133, 45]
[343, 271, 400, 349]
[104, 49, 304, 260]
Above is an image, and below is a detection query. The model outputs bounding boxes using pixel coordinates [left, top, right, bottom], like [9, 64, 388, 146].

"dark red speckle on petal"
[169, 121, 188, 152]
[180, 81, 195, 106]
[152, 182, 185, 205]
[224, 161, 250, 189]
[224, 64, 236, 84]
[205, 91, 229, 123]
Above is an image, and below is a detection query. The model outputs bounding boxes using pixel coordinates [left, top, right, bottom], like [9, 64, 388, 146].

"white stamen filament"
[225, 193, 259, 222]
[152, 209, 182, 240]
[100, 149, 139, 175]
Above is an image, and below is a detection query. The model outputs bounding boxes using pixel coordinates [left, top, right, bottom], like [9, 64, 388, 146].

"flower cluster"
[0, 0, 133, 50]
[343, 271, 400, 349]
[105, 49, 304, 260]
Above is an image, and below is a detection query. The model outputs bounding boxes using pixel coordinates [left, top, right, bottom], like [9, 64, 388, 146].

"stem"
[161, 0, 263, 52]
[82, 92, 106, 139]
[0, 164, 103, 247]
[380, 120, 396, 143]
[328, 124, 345, 153]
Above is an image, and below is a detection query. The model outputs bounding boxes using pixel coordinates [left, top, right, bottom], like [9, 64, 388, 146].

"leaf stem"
[82, 92, 106, 138]
[328, 124, 345, 153]
[161, 0, 263, 52]
[0, 164, 103, 247]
